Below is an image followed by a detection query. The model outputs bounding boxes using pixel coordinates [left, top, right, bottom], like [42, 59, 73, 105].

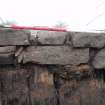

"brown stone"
[57, 78, 105, 105]
[30, 65, 57, 105]
[0, 67, 30, 105]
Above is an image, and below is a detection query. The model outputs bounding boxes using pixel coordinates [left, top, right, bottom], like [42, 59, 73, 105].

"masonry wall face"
[0, 29, 105, 105]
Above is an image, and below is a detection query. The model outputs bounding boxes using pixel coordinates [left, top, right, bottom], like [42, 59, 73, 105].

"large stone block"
[0, 29, 30, 45]
[93, 48, 105, 69]
[30, 30, 69, 45]
[22, 46, 89, 64]
[71, 32, 105, 48]
[0, 46, 16, 64]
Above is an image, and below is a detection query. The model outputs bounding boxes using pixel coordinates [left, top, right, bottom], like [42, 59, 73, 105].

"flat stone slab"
[30, 30, 69, 45]
[93, 48, 105, 69]
[0, 29, 30, 45]
[71, 32, 105, 48]
[23, 46, 89, 64]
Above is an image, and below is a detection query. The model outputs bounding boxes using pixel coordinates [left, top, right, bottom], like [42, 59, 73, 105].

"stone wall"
[0, 29, 105, 105]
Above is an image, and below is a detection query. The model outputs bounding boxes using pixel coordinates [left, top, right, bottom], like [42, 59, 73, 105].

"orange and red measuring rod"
[0, 25, 67, 32]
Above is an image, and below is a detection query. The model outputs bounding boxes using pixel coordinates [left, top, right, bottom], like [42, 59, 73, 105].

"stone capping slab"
[71, 31, 105, 48]
[0, 29, 30, 45]
[22, 46, 89, 65]
[30, 30, 69, 45]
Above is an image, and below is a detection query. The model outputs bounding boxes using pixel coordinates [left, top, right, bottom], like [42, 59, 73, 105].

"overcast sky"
[0, 0, 105, 31]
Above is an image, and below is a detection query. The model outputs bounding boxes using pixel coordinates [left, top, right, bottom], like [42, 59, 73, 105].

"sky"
[0, 0, 105, 31]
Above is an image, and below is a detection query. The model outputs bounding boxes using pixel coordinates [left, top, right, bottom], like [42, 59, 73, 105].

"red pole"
[10, 25, 67, 32]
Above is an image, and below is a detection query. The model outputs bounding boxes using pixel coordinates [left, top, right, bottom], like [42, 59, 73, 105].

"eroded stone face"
[0, 46, 16, 64]
[71, 32, 105, 48]
[0, 67, 29, 105]
[0, 30, 30, 45]
[0, 65, 57, 105]
[30, 65, 57, 105]
[57, 79, 105, 105]
[93, 48, 105, 69]
[30, 30, 69, 45]
[22, 46, 89, 65]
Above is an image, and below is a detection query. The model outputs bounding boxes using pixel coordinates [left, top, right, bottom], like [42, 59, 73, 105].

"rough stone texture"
[93, 48, 105, 69]
[0, 46, 16, 64]
[0, 30, 105, 105]
[57, 79, 105, 105]
[0, 67, 30, 105]
[0, 29, 30, 45]
[0, 53, 15, 64]
[0, 46, 16, 53]
[22, 46, 89, 64]
[29, 65, 57, 105]
[0, 65, 57, 105]
[52, 64, 91, 80]
[30, 30, 69, 45]
[71, 32, 105, 48]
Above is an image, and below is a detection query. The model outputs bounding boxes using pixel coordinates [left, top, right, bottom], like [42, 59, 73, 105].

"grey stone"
[0, 46, 16, 53]
[93, 48, 105, 69]
[71, 32, 105, 48]
[30, 30, 69, 45]
[0, 53, 15, 64]
[0, 29, 30, 45]
[0, 46, 16, 64]
[23, 46, 89, 64]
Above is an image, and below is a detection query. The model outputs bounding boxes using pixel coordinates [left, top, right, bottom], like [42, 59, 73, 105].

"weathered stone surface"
[23, 46, 89, 64]
[92, 48, 105, 69]
[57, 78, 105, 105]
[30, 65, 57, 105]
[53, 64, 91, 80]
[0, 67, 30, 105]
[0, 46, 16, 53]
[71, 32, 105, 48]
[0, 65, 57, 105]
[30, 30, 69, 45]
[0, 53, 15, 64]
[0, 29, 30, 45]
[0, 46, 16, 64]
